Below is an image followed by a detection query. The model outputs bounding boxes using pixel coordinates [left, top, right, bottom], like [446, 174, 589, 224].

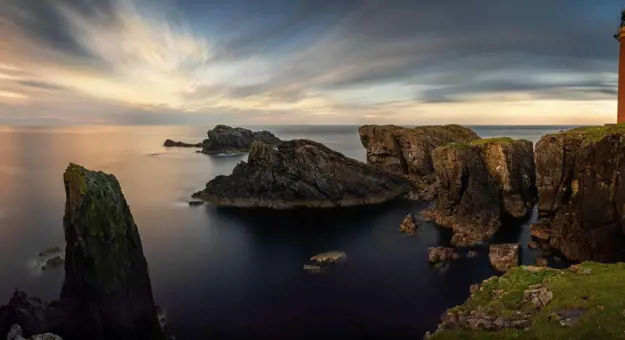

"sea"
[0, 125, 578, 339]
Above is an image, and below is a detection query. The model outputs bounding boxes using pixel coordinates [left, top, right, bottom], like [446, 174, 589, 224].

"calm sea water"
[0, 125, 577, 339]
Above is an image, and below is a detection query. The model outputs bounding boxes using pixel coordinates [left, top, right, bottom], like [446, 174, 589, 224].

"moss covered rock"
[535, 124, 625, 261]
[428, 262, 625, 340]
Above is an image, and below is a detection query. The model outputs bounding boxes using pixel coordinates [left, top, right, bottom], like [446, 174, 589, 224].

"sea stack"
[424, 138, 537, 246]
[201, 125, 281, 155]
[193, 139, 413, 208]
[0, 164, 165, 340]
[535, 125, 625, 261]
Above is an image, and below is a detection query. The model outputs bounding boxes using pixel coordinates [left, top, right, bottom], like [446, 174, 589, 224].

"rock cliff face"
[358, 124, 480, 176]
[0, 164, 164, 340]
[193, 139, 413, 208]
[424, 138, 537, 246]
[201, 125, 281, 154]
[535, 125, 625, 262]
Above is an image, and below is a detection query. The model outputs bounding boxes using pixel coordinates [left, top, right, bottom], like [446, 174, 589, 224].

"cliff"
[534, 124, 625, 261]
[428, 262, 625, 340]
[192, 139, 413, 208]
[0, 164, 164, 340]
[201, 125, 281, 154]
[425, 138, 537, 246]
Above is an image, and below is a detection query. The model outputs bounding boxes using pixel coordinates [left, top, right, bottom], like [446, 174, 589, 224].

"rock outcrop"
[0, 164, 165, 340]
[399, 214, 419, 235]
[429, 262, 621, 339]
[489, 244, 520, 272]
[193, 139, 413, 208]
[163, 139, 202, 148]
[423, 138, 537, 246]
[428, 247, 461, 264]
[201, 125, 281, 155]
[534, 124, 625, 262]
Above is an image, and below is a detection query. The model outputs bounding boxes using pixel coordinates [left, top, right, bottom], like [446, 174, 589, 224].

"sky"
[0, 0, 623, 125]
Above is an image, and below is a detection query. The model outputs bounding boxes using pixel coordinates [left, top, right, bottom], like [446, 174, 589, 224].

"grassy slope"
[431, 262, 625, 340]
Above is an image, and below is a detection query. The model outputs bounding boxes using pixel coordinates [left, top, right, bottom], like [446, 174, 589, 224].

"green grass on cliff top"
[430, 262, 625, 340]
[441, 137, 516, 149]
[564, 123, 625, 144]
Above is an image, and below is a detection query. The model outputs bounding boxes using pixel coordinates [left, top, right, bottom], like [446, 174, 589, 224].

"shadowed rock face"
[201, 125, 281, 154]
[0, 164, 164, 340]
[193, 139, 413, 208]
[358, 124, 480, 176]
[424, 138, 537, 246]
[535, 125, 625, 262]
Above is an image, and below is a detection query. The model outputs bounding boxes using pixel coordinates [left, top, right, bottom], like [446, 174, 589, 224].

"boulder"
[425, 138, 537, 246]
[162, 139, 202, 148]
[201, 125, 280, 155]
[534, 124, 625, 261]
[0, 164, 165, 340]
[399, 214, 419, 235]
[428, 247, 461, 263]
[192, 140, 413, 208]
[489, 244, 520, 272]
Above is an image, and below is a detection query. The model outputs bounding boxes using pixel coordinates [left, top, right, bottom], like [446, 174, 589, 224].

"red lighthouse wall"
[619, 37, 625, 123]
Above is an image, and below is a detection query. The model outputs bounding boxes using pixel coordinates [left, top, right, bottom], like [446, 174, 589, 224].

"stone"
[162, 139, 202, 148]
[428, 138, 537, 246]
[528, 241, 540, 249]
[534, 125, 625, 261]
[535, 258, 548, 267]
[309, 251, 346, 266]
[489, 244, 520, 272]
[428, 247, 461, 264]
[0, 291, 56, 337]
[469, 284, 481, 294]
[530, 220, 551, 240]
[42, 257, 64, 270]
[467, 250, 478, 258]
[201, 125, 280, 155]
[523, 285, 553, 309]
[193, 140, 413, 208]
[399, 214, 419, 235]
[188, 200, 204, 206]
[549, 308, 587, 327]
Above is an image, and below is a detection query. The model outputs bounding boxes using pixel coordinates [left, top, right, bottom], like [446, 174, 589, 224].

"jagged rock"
[0, 291, 59, 337]
[60, 163, 165, 340]
[549, 308, 587, 327]
[489, 244, 520, 272]
[193, 140, 412, 208]
[523, 285, 553, 309]
[535, 258, 548, 267]
[163, 139, 202, 148]
[530, 219, 551, 240]
[309, 251, 346, 266]
[358, 125, 480, 176]
[399, 214, 419, 235]
[426, 138, 537, 246]
[428, 247, 461, 263]
[535, 125, 625, 261]
[201, 125, 280, 155]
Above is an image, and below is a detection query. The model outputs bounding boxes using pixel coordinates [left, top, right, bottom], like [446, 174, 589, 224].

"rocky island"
[534, 124, 625, 262]
[163, 139, 202, 148]
[358, 124, 481, 200]
[201, 125, 281, 155]
[192, 139, 413, 208]
[0, 164, 166, 340]
[423, 138, 537, 246]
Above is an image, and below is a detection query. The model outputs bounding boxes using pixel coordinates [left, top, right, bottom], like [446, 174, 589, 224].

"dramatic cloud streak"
[0, 0, 621, 124]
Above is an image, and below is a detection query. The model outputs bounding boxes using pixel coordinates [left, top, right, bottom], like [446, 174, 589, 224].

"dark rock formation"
[535, 124, 625, 261]
[193, 139, 413, 208]
[423, 138, 537, 246]
[201, 125, 281, 155]
[399, 214, 419, 235]
[489, 244, 520, 272]
[163, 139, 202, 148]
[428, 247, 461, 264]
[0, 164, 165, 340]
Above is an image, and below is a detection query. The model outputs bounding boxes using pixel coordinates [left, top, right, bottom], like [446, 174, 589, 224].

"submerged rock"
[201, 125, 280, 155]
[0, 164, 166, 340]
[193, 139, 413, 208]
[428, 247, 461, 264]
[489, 244, 520, 272]
[535, 124, 625, 261]
[425, 138, 537, 246]
[42, 257, 64, 271]
[310, 251, 346, 266]
[38, 247, 62, 257]
[163, 139, 202, 148]
[399, 214, 419, 235]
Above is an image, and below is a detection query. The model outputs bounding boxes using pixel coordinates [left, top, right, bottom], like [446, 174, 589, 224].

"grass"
[470, 137, 515, 145]
[564, 123, 625, 145]
[430, 262, 625, 340]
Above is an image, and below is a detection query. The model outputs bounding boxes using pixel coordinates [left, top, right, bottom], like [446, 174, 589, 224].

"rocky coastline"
[0, 164, 167, 340]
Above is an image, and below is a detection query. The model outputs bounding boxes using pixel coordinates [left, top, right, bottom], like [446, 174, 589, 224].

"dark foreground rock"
[201, 125, 281, 155]
[423, 138, 537, 246]
[0, 164, 165, 340]
[428, 262, 621, 339]
[535, 124, 625, 261]
[193, 139, 413, 208]
[163, 139, 202, 148]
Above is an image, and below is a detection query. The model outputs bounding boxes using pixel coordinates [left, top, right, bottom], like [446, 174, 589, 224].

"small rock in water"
[399, 214, 419, 235]
[528, 241, 540, 249]
[303, 264, 323, 272]
[188, 200, 204, 206]
[489, 244, 520, 272]
[310, 251, 346, 266]
[42, 256, 64, 270]
[38, 246, 62, 257]
[467, 250, 478, 258]
[428, 247, 461, 264]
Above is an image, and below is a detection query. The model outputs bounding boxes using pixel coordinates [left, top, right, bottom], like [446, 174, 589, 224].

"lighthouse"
[615, 9, 625, 123]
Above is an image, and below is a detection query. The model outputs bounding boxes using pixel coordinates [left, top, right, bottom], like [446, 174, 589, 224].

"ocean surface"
[0, 125, 578, 339]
